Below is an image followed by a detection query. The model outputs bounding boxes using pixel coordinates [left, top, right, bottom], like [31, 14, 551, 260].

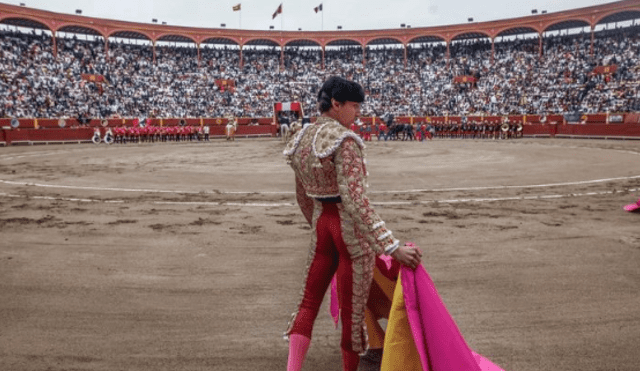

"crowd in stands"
[1, 23, 639, 120]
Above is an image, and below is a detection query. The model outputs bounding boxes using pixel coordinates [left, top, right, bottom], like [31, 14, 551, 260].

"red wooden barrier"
[523, 122, 640, 138]
[1, 128, 94, 145]
[558, 123, 640, 137]
[239, 125, 277, 136]
[206, 124, 276, 137]
[523, 124, 555, 137]
[2, 115, 639, 145]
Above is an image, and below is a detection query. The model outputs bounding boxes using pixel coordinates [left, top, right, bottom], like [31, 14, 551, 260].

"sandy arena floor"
[1, 137, 639, 371]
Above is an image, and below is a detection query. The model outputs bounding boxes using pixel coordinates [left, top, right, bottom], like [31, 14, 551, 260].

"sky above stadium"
[9, 0, 616, 31]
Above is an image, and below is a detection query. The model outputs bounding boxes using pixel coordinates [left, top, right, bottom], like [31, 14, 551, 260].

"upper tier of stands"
[2, 8, 640, 120]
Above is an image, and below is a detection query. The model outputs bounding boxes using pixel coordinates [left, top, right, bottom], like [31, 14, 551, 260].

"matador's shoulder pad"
[313, 117, 365, 159]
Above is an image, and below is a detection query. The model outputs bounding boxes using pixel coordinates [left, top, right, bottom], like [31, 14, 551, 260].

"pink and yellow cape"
[331, 255, 504, 371]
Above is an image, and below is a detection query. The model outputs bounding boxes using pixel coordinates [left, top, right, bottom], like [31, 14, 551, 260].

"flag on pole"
[234, 3, 242, 29]
[272, 3, 282, 19]
[315, 3, 324, 30]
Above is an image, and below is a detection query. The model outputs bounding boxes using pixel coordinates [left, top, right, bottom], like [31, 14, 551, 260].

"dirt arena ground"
[1, 137, 639, 371]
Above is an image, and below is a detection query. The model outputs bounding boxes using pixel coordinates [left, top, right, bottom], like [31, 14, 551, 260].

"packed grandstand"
[1, 1, 640, 122]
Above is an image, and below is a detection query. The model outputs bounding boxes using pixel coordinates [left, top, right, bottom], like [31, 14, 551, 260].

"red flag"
[272, 3, 282, 19]
[314, 3, 323, 13]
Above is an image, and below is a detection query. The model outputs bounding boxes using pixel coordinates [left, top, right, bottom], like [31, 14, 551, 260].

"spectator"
[2, 25, 640, 120]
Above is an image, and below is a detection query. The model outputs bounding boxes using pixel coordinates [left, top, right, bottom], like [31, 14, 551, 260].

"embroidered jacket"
[283, 116, 399, 255]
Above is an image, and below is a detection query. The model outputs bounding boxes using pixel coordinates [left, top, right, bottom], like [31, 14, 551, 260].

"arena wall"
[2, 114, 639, 146]
[524, 122, 640, 139]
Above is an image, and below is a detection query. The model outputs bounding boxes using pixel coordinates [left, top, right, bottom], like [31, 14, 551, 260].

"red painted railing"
[2, 114, 639, 145]
[0, 124, 277, 145]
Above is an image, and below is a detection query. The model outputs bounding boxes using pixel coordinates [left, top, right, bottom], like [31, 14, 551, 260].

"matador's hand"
[390, 243, 423, 269]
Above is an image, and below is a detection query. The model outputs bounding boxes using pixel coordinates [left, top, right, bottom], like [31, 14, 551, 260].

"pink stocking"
[287, 334, 311, 371]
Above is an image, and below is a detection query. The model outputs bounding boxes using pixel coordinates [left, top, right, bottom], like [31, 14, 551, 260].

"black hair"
[317, 76, 365, 113]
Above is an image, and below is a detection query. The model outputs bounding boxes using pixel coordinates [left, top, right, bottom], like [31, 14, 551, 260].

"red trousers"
[289, 202, 360, 352]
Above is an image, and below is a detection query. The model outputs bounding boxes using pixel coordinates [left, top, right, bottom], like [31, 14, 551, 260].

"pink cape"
[623, 198, 640, 212]
[401, 265, 504, 371]
[330, 256, 504, 370]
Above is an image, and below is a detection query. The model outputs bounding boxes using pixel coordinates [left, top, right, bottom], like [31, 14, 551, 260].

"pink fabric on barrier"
[401, 265, 504, 371]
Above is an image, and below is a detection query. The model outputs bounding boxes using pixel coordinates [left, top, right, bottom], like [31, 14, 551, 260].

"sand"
[1, 137, 639, 371]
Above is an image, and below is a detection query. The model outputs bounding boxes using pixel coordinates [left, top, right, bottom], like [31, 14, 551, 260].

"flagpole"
[322, 5, 324, 31]
[239, 9, 242, 29]
[281, 2, 284, 31]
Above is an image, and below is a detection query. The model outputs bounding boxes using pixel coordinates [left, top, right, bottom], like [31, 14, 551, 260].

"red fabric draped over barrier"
[592, 65, 618, 75]
[273, 102, 302, 112]
[215, 79, 236, 92]
[453, 75, 477, 84]
[81, 74, 105, 82]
